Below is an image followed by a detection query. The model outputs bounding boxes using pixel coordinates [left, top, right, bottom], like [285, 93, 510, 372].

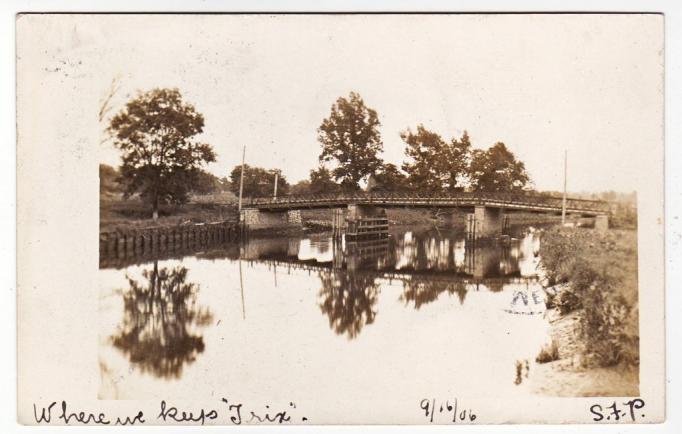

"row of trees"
[229, 92, 531, 197]
[290, 92, 530, 195]
[106, 88, 531, 219]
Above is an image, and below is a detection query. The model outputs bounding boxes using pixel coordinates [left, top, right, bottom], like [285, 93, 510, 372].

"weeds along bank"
[535, 226, 639, 395]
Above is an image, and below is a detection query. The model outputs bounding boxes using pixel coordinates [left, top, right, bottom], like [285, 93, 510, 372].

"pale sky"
[94, 14, 663, 193]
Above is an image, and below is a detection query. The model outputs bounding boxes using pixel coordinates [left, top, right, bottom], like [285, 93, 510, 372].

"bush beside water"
[539, 227, 639, 368]
[536, 340, 560, 364]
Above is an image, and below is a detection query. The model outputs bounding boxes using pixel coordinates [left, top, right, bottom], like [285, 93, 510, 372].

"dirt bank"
[529, 358, 639, 397]
[528, 307, 638, 397]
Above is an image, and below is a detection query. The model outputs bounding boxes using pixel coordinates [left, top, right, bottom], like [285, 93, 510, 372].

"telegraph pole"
[561, 149, 567, 225]
[238, 145, 246, 212]
[273, 171, 279, 199]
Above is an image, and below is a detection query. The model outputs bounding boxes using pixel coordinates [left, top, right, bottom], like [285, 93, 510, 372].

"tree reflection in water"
[311, 229, 537, 337]
[400, 280, 469, 309]
[318, 270, 380, 340]
[111, 261, 213, 379]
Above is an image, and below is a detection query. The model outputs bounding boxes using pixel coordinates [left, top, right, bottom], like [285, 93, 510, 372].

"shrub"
[536, 340, 559, 364]
[539, 227, 639, 368]
[554, 288, 582, 315]
[577, 270, 634, 366]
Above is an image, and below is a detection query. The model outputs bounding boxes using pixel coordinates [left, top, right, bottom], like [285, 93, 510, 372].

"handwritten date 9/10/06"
[420, 398, 476, 423]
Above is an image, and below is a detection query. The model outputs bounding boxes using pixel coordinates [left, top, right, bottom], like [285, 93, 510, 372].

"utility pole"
[561, 149, 567, 225]
[273, 171, 279, 199]
[238, 145, 246, 212]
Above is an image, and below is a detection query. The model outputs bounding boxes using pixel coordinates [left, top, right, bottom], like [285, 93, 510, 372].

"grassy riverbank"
[100, 193, 238, 232]
[531, 226, 639, 396]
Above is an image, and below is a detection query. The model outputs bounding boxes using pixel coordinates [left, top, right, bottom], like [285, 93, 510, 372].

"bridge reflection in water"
[99, 225, 550, 398]
[240, 228, 540, 281]
[240, 227, 542, 339]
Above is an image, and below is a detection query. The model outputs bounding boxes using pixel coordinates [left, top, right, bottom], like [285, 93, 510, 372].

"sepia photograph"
[16, 12, 666, 426]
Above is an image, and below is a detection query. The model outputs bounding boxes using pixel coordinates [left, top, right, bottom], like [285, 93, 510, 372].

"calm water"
[99, 226, 551, 402]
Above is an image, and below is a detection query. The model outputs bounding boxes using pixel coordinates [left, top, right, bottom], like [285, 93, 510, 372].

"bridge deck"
[244, 192, 609, 215]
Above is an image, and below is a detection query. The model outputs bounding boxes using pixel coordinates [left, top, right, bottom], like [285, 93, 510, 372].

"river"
[98, 225, 552, 403]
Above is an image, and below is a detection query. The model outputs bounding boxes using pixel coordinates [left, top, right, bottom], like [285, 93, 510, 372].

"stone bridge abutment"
[239, 208, 303, 233]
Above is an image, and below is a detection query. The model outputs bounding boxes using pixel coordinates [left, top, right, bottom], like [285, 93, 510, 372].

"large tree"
[468, 142, 530, 192]
[109, 88, 216, 219]
[401, 125, 471, 192]
[228, 164, 289, 198]
[401, 125, 447, 192]
[317, 92, 384, 190]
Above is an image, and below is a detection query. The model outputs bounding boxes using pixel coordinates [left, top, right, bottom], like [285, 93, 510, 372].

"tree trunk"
[152, 194, 159, 221]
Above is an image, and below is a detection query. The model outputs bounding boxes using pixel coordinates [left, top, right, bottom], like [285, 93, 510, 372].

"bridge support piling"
[595, 214, 609, 232]
[346, 204, 389, 240]
[332, 208, 347, 238]
[472, 205, 504, 239]
[332, 237, 344, 269]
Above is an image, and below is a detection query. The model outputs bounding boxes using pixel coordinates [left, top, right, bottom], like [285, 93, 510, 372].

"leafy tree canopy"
[401, 125, 471, 192]
[468, 142, 530, 192]
[448, 131, 472, 191]
[368, 163, 409, 192]
[309, 166, 341, 194]
[191, 170, 223, 195]
[318, 92, 384, 190]
[109, 88, 216, 219]
[99, 164, 123, 195]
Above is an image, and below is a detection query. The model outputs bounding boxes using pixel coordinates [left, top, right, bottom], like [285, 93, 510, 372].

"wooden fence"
[99, 221, 240, 268]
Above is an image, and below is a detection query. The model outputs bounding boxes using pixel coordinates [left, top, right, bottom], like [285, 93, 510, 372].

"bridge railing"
[245, 191, 610, 213]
